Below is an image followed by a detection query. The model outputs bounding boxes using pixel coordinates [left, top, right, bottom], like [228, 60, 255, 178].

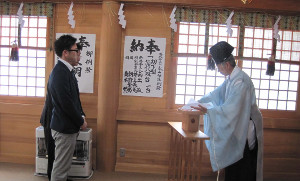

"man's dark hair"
[76, 43, 83, 51]
[54, 34, 77, 58]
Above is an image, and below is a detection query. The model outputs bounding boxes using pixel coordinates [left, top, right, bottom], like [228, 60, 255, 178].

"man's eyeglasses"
[67, 49, 80, 53]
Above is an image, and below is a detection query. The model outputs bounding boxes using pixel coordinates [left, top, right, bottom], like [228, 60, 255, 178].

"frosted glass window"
[36, 87, 45, 97]
[186, 85, 195, 95]
[288, 91, 297, 101]
[189, 35, 198, 44]
[206, 77, 215, 86]
[175, 95, 185, 104]
[187, 65, 196, 75]
[178, 45, 187, 53]
[189, 25, 199, 34]
[268, 100, 277, 109]
[27, 87, 36, 96]
[178, 57, 187, 64]
[186, 75, 196, 85]
[179, 24, 189, 34]
[176, 85, 185, 94]
[179, 35, 188, 44]
[18, 87, 27, 96]
[196, 76, 206, 85]
[277, 101, 287, 110]
[0, 76, 9, 85]
[242, 60, 298, 111]
[289, 82, 298, 91]
[279, 81, 289, 90]
[287, 102, 296, 110]
[188, 45, 197, 53]
[175, 22, 299, 111]
[0, 15, 47, 97]
[205, 86, 214, 94]
[177, 65, 187, 74]
[175, 22, 231, 104]
[188, 57, 197, 65]
[259, 100, 268, 109]
[176, 75, 186, 84]
[9, 86, 18, 96]
[196, 86, 205, 95]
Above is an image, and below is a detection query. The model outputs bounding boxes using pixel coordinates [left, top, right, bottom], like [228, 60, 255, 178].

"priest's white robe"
[198, 66, 263, 181]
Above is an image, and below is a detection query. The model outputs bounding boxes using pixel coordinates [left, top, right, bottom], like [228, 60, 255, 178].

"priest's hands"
[191, 104, 207, 114]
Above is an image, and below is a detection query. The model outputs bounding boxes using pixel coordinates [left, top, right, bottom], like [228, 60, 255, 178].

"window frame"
[0, 15, 52, 104]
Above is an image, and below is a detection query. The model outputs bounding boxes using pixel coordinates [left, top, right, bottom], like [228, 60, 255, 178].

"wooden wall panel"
[118, 5, 172, 111]
[0, 114, 40, 164]
[263, 129, 300, 179]
[115, 121, 170, 173]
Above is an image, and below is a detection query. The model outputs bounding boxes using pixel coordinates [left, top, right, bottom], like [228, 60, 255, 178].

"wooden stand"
[168, 122, 209, 181]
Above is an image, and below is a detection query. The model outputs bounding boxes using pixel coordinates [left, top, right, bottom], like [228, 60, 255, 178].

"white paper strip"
[17, 3, 25, 28]
[226, 11, 234, 37]
[68, 2, 75, 29]
[118, 3, 126, 29]
[169, 5, 177, 32]
[273, 16, 281, 42]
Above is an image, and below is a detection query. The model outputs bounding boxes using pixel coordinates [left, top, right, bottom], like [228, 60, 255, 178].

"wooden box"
[179, 110, 202, 132]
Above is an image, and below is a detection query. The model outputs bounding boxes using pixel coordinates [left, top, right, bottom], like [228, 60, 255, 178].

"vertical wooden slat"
[168, 129, 175, 180]
[178, 135, 183, 180]
[192, 140, 198, 181]
[180, 139, 186, 181]
[186, 140, 192, 181]
[197, 140, 203, 181]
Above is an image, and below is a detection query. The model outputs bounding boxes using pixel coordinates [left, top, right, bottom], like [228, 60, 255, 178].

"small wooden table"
[168, 122, 209, 181]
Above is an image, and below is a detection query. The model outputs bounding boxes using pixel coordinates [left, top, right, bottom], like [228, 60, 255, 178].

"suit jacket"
[40, 82, 53, 129]
[48, 60, 85, 134]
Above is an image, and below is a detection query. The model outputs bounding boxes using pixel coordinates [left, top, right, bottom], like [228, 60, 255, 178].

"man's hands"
[81, 116, 87, 130]
[191, 104, 208, 114]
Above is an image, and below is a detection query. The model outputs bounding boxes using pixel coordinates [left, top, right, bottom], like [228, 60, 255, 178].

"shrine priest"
[191, 41, 263, 181]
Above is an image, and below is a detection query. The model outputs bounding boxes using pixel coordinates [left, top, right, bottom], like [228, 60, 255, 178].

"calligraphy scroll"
[55, 33, 96, 93]
[122, 36, 166, 97]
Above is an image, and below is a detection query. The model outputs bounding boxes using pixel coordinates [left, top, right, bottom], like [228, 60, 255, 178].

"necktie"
[71, 69, 80, 94]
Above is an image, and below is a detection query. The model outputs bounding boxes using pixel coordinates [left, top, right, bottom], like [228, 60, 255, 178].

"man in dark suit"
[48, 34, 87, 181]
[40, 42, 83, 181]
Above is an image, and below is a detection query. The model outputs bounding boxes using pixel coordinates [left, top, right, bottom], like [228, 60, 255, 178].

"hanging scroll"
[122, 36, 166, 97]
[55, 33, 96, 93]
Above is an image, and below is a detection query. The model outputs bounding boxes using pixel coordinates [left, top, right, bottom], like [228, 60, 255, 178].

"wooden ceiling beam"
[5, 0, 300, 15]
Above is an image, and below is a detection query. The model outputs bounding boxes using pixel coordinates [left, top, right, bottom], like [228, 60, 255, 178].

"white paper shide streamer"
[118, 3, 126, 29]
[169, 5, 177, 32]
[17, 2, 25, 28]
[226, 11, 234, 37]
[273, 16, 281, 42]
[68, 2, 75, 29]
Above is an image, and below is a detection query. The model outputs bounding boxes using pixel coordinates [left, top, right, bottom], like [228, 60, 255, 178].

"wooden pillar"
[97, 1, 121, 172]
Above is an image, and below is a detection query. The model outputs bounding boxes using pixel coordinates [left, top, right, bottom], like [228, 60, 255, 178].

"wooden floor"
[0, 162, 220, 181]
[1, 162, 292, 181]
